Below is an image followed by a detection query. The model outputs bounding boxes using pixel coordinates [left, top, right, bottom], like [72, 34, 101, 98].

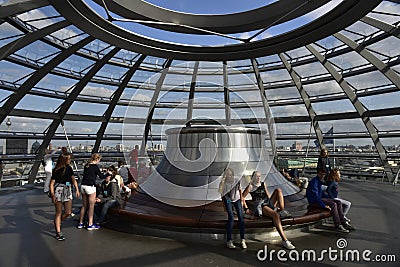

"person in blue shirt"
[326, 168, 352, 223]
[306, 168, 354, 232]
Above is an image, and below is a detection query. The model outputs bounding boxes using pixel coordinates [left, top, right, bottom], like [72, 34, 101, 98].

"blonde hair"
[85, 153, 102, 168]
[218, 167, 234, 194]
[327, 168, 340, 182]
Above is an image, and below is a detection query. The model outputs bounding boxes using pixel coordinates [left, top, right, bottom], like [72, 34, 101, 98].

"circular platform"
[106, 189, 330, 241]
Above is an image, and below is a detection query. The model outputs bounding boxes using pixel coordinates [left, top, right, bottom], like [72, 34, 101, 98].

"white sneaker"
[241, 239, 247, 249]
[282, 240, 295, 250]
[344, 216, 351, 223]
[279, 210, 292, 219]
[335, 225, 350, 233]
[226, 240, 236, 249]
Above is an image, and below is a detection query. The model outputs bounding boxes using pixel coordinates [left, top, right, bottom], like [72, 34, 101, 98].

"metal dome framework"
[0, 0, 399, 183]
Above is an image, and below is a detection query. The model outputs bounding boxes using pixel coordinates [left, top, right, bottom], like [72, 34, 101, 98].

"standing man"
[129, 145, 139, 169]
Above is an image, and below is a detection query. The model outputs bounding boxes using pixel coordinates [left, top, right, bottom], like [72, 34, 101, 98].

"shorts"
[54, 185, 73, 202]
[81, 185, 96, 195]
[253, 198, 275, 217]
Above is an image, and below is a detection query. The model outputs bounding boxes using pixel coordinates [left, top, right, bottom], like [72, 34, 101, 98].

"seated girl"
[243, 171, 295, 250]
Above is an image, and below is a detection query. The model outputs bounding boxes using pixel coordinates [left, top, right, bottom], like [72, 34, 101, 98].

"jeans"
[322, 198, 346, 226]
[223, 198, 245, 241]
[335, 198, 351, 216]
[95, 200, 119, 224]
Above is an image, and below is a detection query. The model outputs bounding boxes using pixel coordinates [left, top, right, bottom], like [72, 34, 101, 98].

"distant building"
[6, 139, 28, 154]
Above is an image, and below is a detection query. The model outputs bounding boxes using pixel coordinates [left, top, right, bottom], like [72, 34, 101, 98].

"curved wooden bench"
[108, 190, 331, 231]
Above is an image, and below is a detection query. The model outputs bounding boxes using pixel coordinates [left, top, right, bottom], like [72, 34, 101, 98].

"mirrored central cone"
[140, 126, 298, 207]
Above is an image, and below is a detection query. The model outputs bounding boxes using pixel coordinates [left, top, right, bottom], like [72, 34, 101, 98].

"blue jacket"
[306, 176, 328, 208]
[326, 181, 338, 199]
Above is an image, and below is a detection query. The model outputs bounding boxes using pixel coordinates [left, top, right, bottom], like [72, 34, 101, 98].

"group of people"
[47, 145, 354, 247]
[48, 152, 130, 241]
[219, 148, 355, 250]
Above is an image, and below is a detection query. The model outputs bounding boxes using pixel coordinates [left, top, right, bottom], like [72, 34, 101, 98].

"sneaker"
[344, 216, 351, 223]
[282, 240, 295, 250]
[335, 225, 350, 233]
[86, 224, 100, 231]
[241, 239, 247, 249]
[226, 240, 236, 249]
[77, 223, 84, 229]
[55, 232, 65, 241]
[279, 210, 292, 219]
[343, 222, 356, 231]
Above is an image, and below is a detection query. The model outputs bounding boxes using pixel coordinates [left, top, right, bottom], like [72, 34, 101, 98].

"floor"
[0, 181, 399, 267]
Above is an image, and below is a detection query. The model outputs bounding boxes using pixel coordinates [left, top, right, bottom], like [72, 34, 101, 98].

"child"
[326, 168, 352, 223]
[218, 168, 247, 249]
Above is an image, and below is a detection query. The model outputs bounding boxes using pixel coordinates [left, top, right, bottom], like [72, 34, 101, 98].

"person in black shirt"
[77, 153, 110, 230]
[49, 153, 79, 241]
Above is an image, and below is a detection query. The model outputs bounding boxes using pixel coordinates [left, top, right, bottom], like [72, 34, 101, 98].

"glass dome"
[0, 0, 399, 185]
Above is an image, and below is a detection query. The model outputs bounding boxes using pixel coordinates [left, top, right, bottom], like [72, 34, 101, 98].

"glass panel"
[15, 94, 63, 112]
[292, 61, 329, 78]
[57, 54, 95, 76]
[265, 86, 301, 101]
[162, 73, 193, 91]
[17, 6, 62, 29]
[0, 116, 52, 132]
[13, 40, 61, 65]
[256, 55, 282, 68]
[36, 74, 78, 93]
[371, 115, 400, 131]
[370, 2, 400, 25]
[359, 91, 400, 110]
[345, 70, 392, 90]
[270, 104, 308, 117]
[0, 61, 34, 83]
[0, 23, 24, 47]
[104, 122, 123, 135]
[68, 101, 108, 116]
[153, 107, 187, 120]
[125, 106, 149, 119]
[50, 25, 86, 44]
[95, 63, 128, 82]
[303, 80, 343, 97]
[328, 51, 370, 71]
[81, 83, 117, 98]
[312, 99, 356, 115]
[319, 119, 367, 133]
[111, 105, 128, 118]
[56, 121, 101, 135]
[366, 36, 400, 58]
[158, 91, 189, 104]
[0, 89, 13, 107]
[315, 36, 343, 51]
[260, 69, 291, 83]
[345, 21, 381, 37]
